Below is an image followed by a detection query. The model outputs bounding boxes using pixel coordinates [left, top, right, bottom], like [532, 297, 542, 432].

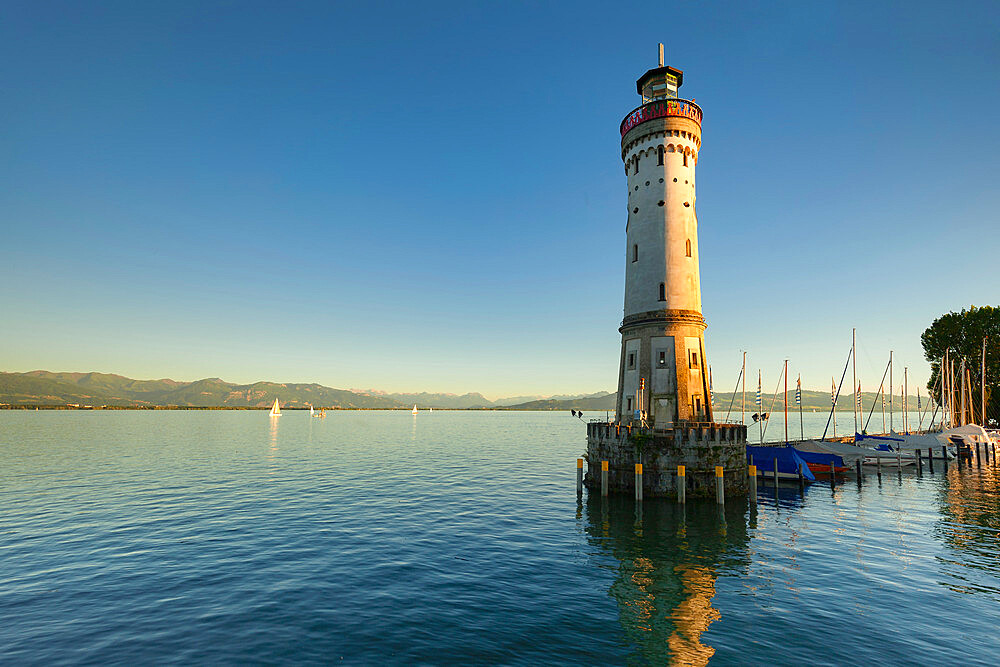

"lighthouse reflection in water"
[583, 496, 750, 666]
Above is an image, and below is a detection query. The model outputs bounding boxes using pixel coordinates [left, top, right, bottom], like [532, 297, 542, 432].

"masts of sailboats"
[723, 355, 745, 424]
[944, 350, 952, 428]
[958, 357, 968, 426]
[863, 354, 891, 435]
[852, 328, 858, 436]
[950, 356, 957, 427]
[982, 337, 987, 427]
[822, 344, 853, 442]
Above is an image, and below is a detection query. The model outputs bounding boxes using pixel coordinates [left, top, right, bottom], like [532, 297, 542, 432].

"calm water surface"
[2, 410, 1000, 665]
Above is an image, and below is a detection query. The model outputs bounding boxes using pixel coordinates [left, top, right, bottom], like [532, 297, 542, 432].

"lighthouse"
[616, 44, 710, 427]
[585, 46, 746, 499]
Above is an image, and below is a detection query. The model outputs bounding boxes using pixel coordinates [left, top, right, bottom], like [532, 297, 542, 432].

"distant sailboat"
[310, 405, 314, 417]
[429, 407, 433, 413]
[412, 404, 418, 415]
[270, 398, 281, 417]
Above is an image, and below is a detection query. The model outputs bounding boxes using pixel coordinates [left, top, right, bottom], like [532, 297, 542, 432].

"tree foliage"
[921, 306, 1000, 426]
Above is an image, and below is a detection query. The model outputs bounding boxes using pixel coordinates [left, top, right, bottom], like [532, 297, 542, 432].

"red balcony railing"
[620, 98, 702, 136]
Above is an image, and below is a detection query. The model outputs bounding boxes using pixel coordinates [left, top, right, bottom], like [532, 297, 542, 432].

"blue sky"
[1, 1, 998, 398]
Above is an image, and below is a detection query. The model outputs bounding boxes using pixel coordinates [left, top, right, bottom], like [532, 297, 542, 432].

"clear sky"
[2, 1, 998, 398]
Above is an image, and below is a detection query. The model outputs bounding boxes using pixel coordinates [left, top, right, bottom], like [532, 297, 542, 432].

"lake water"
[2, 410, 999, 665]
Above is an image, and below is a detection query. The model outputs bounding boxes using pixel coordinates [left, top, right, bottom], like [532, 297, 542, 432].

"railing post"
[601, 460, 609, 496]
[635, 463, 643, 502]
[715, 466, 724, 505]
[577, 458, 583, 496]
[677, 465, 686, 504]
[749, 465, 758, 504]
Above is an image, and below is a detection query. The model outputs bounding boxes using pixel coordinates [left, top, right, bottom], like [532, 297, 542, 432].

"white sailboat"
[270, 398, 281, 417]
[412, 404, 418, 415]
[309, 405, 314, 417]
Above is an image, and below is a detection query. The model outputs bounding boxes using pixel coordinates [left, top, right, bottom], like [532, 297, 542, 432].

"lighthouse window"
[686, 239, 692, 257]
[658, 351, 667, 367]
[658, 283, 665, 302]
[628, 353, 635, 370]
[632, 244, 638, 262]
[657, 146, 664, 165]
[634, 160, 638, 175]
[689, 351, 699, 369]
[683, 153, 688, 167]
[633, 207, 639, 214]
[658, 201, 664, 207]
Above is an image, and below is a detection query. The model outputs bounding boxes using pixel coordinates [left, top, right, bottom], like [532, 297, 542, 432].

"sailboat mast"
[918, 386, 923, 431]
[852, 328, 858, 436]
[784, 360, 788, 444]
[758, 369, 763, 445]
[882, 350, 892, 432]
[881, 383, 885, 433]
[832, 377, 837, 438]
[904, 367, 908, 434]
[798, 374, 804, 441]
[741, 351, 746, 426]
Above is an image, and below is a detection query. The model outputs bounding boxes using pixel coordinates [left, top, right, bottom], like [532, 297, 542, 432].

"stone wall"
[586, 422, 748, 499]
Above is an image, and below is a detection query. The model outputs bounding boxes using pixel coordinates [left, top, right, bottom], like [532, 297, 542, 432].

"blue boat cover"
[855, 433, 902, 450]
[746, 445, 816, 480]
[792, 448, 846, 469]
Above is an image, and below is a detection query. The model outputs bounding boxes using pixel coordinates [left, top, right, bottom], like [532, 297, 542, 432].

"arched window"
[657, 145, 664, 165]
[683, 152, 688, 167]
[632, 244, 638, 262]
[633, 159, 638, 175]
[658, 282, 665, 302]
[685, 239, 692, 257]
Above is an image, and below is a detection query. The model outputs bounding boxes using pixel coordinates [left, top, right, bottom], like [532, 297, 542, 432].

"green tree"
[920, 306, 1000, 427]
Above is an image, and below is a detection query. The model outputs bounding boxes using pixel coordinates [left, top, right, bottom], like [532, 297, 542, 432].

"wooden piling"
[943, 446, 948, 472]
[773, 458, 779, 487]
[749, 465, 758, 504]
[797, 463, 804, 491]
[855, 458, 862, 481]
[916, 449, 922, 475]
[635, 463, 643, 502]
[928, 448, 934, 474]
[601, 460, 609, 496]
[715, 466, 724, 505]
[876, 453, 881, 481]
[577, 458, 583, 496]
[677, 465, 686, 504]
[976, 441, 981, 466]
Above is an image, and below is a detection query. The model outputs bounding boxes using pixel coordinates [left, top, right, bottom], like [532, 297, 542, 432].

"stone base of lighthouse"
[585, 422, 748, 499]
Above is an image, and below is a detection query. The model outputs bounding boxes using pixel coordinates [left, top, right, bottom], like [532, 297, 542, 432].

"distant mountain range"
[0, 371, 928, 415]
[0, 371, 615, 411]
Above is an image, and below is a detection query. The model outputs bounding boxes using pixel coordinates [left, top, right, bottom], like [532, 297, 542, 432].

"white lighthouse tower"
[616, 45, 710, 426]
